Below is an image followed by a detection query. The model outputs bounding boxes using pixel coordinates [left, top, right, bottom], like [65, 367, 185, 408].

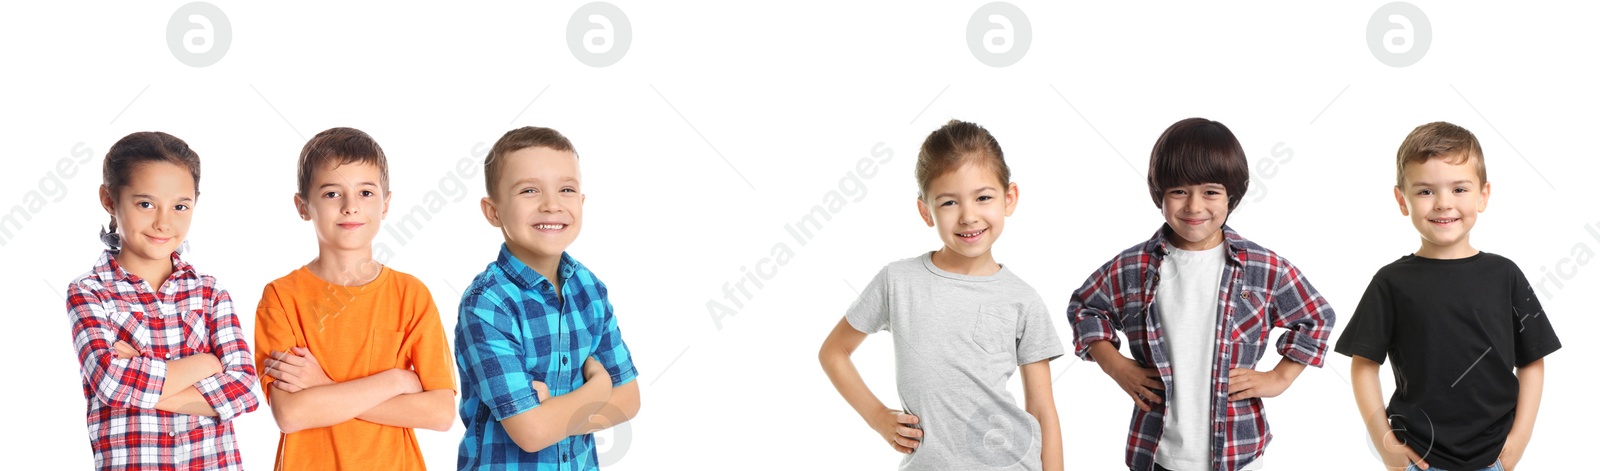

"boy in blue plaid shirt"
[455, 126, 641, 470]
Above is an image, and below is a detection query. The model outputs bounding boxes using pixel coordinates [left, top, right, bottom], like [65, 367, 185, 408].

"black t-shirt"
[1335, 252, 1560, 470]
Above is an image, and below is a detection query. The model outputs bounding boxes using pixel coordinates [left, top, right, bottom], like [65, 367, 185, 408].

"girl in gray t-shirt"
[819, 120, 1066, 471]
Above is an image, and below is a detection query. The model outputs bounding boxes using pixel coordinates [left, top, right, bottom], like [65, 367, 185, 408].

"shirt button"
[562, 356, 568, 365]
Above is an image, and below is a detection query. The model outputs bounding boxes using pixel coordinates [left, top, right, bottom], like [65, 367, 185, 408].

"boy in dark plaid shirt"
[1068, 118, 1335, 471]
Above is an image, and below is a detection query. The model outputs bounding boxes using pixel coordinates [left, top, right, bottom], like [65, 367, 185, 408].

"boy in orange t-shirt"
[254, 127, 457, 470]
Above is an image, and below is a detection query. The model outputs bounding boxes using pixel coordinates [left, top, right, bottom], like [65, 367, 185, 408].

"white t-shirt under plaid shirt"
[66, 250, 260, 470]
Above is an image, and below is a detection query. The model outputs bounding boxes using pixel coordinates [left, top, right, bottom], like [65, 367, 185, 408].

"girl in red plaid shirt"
[66, 132, 259, 470]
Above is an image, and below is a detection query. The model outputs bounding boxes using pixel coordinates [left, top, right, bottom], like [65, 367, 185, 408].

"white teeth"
[535, 224, 565, 230]
[958, 230, 984, 237]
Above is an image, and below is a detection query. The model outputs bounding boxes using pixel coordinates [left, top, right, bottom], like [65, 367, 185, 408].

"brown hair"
[1395, 121, 1485, 187]
[915, 119, 1010, 199]
[296, 127, 389, 198]
[100, 132, 202, 248]
[1147, 118, 1250, 211]
[484, 126, 577, 197]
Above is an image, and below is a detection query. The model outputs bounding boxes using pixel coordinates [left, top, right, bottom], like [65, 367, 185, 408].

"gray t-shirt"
[846, 252, 1065, 471]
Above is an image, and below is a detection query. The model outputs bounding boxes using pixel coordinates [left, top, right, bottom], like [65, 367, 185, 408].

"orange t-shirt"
[255, 266, 456, 471]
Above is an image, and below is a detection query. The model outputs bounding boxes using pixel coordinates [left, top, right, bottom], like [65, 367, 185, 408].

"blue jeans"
[1407, 461, 1503, 471]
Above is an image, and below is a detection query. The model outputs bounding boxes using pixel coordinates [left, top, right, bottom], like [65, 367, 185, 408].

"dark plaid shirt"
[1068, 226, 1335, 471]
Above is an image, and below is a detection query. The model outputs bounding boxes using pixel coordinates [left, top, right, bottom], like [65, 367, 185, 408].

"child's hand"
[1100, 355, 1164, 412]
[871, 408, 921, 454]
[382, 368, 424, 395]
[583, 357, 613, 389]
[1499, 441, 1524, 470]
[112, 340, 139, 360]
[530, 380, 550, 402]
[265, 347, 335, 393]
[1380, 429, 1427, 470]
[1226, 367, 1293, 401]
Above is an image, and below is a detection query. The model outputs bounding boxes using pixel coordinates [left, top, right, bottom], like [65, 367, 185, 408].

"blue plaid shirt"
[455, 245, 639, 470]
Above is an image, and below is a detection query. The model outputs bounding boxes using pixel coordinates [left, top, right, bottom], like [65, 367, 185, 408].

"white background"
[2, 1, 1594, 469]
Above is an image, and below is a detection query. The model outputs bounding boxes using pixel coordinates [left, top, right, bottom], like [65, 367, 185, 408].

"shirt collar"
[494, 243, 577, 292]
[95, 249, 195, 285]
[1144, 224, 1250, 261]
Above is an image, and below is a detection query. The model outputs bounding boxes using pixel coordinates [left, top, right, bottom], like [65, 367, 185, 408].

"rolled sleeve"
[196, 289, 260, 421]
[1269, 263, 1335, 367]
[459, 295, 542, 420]
[593, 296, 638, 386]
[69, 282, 168, 410]
[1068, 262, 1125, 361]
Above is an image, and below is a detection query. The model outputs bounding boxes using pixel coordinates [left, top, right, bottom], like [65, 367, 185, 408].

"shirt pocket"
[1228, 288, 1271, 364]
[180, 309, 210, 356]
[366, 331, 406, 372]
[108, 298, 148, 346]
[972, 304, 1018, 356]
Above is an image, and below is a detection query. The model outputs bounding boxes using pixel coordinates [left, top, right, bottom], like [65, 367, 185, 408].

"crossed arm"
[109, 340, 222, 416]
[497, 357, 639, 454]
[263, 347, 454, 433]
[75, 283, 259, 419]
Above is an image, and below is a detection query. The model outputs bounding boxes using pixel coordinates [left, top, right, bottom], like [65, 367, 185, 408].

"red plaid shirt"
[1068, 226, 1335, 471]
[67, 250, 259, 470]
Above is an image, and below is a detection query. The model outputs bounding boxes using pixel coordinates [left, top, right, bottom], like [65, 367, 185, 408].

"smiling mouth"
[534, 223, 568, 231]
[146, 235, 172, 245]
[1180, 218, 1208, 226]
[1428, 218, 1459, 225]
[956, 228, 986, 240]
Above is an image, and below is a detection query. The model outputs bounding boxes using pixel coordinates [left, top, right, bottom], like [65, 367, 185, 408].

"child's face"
[295, 160, 390, 254]
[481, 146, 584, 268]
[102, 161, 196, 264]
[1160, 183, 1230, 251]
[917, 161, 1017, 262]
[1394, 155, 1490, 257]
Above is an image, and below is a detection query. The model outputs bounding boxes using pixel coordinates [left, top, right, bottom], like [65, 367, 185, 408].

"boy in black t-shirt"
[1336, 122, 1560, 471]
